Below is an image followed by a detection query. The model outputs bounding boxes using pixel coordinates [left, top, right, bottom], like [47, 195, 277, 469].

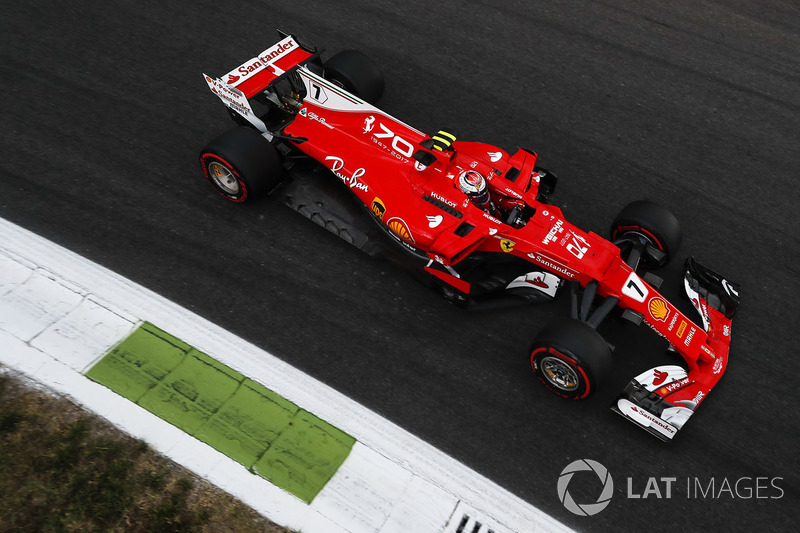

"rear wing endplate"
[203, 74, 268, 134]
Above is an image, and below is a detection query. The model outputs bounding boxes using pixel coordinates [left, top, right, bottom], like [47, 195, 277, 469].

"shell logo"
[648, 297, 669, 321]
[387, 217, 414, 243]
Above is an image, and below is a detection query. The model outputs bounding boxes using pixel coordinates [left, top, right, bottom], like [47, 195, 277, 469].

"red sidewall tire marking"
[530, 346, 592, 399]
[200, 153, 249, 203]
[613, 224, 665, 252]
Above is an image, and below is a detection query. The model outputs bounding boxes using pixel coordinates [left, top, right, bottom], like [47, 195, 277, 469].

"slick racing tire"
[324, 50, 385, 105]
[200, 127, 283, 203]
[610, 200, 681, 268]
[530, 318, 612, 400]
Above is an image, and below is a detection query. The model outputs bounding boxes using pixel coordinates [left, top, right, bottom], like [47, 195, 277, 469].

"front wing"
[612, 258, 741, 441]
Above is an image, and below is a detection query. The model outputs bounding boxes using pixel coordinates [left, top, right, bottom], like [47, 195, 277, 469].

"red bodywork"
[282, 68, 725, 385]
[205, 36, 737, 440]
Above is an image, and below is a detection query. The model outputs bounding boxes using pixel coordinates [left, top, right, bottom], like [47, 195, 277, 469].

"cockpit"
[412, 130, 556, 229]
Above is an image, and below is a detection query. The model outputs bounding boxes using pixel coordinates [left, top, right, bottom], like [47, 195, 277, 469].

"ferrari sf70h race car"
[199, 32, 740, 441]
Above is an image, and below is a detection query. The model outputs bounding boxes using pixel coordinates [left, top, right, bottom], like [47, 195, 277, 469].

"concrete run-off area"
[0, 217, 573, 533]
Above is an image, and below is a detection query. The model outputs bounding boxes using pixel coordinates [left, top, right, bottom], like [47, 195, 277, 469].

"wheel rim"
[208, 161, 240, 195]
[615, 228, 664, 252]
[539, 355, 580, 391]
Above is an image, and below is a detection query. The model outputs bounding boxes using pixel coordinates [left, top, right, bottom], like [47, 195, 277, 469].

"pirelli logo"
[676, 320, 687, 338]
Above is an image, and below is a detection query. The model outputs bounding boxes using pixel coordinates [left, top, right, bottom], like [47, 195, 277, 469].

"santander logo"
[225, 38, 296, 85]
[257, 39, 294, 64]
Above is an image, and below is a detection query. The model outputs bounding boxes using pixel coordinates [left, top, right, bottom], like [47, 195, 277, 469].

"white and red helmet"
[456, 170, 490, 207]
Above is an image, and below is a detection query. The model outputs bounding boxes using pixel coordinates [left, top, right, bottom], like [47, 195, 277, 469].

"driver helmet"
[456, 170, 490, 207]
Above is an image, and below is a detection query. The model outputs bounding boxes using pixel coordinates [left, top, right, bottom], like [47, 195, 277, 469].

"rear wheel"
[610, 200, 681, 268]
[530, 318, 612, 399]
[324, 50, 385, 104]
[200, 127, 283, 203]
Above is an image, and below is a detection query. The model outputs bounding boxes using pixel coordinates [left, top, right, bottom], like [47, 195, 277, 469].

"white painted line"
[32, 296, 137, 372]
[0, 269, 83, 342]
[0, 329, 51, 376]
[0, 252, 34, 295]
[382, 476, 458, 533]
[0, 218, 574, 533]
[314, 443, 416, 531]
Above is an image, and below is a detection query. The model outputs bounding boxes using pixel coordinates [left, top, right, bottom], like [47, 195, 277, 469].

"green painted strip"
[86, 322, 354, 503]
[253, 409, 356, 501]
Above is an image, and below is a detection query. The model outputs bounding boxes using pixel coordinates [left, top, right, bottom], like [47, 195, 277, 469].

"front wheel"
[610, 200, 681, 268]
[530, 318, 612, 399]
[200, 127, 283, 203]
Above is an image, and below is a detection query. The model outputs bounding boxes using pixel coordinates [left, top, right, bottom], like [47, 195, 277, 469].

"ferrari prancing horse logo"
[363, 115, 375, 134]
[500, 239, 515, 253]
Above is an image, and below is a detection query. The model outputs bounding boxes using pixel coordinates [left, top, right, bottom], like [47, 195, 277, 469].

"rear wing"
[203, 33, 317, 134]
[219, 34, 315, 98]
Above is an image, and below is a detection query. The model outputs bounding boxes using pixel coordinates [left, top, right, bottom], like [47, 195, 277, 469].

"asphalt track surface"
[1, 1, 798, 531]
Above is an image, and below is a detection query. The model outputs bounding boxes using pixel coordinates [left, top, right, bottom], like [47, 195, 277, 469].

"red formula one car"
[200, 32, 740, 441]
